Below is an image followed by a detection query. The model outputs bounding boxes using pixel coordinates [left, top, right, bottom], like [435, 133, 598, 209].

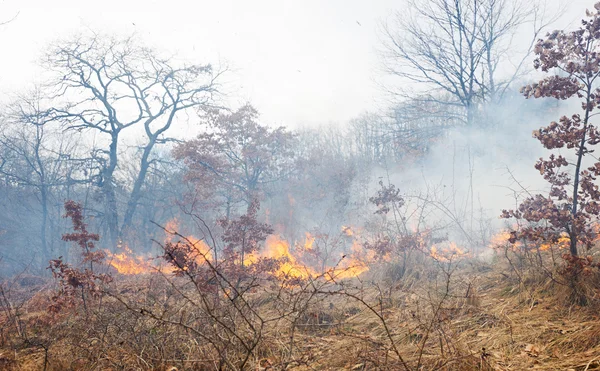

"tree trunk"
[104, 133, 120, 251]
[40, 185, 49, 261]
[121, 138, 156, 242]
[569, 86, 592, 257]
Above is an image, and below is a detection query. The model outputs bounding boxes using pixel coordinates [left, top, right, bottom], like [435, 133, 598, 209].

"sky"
[0, 0, 595, 128]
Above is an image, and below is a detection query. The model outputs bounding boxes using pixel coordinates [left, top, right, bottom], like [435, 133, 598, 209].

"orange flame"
[303, 232, 315, 251]
[105, 246, 152, 275]
[260, 235, 315, 279]
[430, 242, 467, 262]
[342, 226, 354, 236]
[490, 228, 573, 251]
[186, 235, 213, 263]
[540, 233, 571, 251]
[103, 219, 372, 281]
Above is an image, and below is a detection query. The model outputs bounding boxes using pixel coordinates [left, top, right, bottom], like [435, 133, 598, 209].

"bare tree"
[44, 33, 223, 248]
[381, 0, 557, 126]
[0, 91, 91, 261]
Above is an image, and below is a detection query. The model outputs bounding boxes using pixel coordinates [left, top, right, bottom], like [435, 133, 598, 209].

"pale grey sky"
[0, 0, 594, 127]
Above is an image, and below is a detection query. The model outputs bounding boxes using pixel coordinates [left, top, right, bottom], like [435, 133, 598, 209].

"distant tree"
[173, 104, 296, 218]
[0, 92, 92, 261]
[381, 0, 555, 126]
[503, 3, 600, 262]
[44, 34, 221, 248]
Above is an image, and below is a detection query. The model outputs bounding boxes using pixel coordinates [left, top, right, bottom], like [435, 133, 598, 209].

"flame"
[490, 228, 573, 251]
[342, 226, 354, 236]
[261, 235, 315, 279]
[164, 218, 213, 263]
[540, 233, 571, 251]
[489, 230, 512, 247]
[102, 219, 371, 281]
[105, 245, 152, 275]
[253, 232, 371, 281]
[430, 242, 467, 262]
[164, 218, 180, 242]
[489, 229, 524, 251]
[186, 235, 213, 263]
[303, 232, 315, 250]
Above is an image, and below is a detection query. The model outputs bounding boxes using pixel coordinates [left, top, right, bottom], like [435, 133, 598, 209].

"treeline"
[0, 0, 560, 274]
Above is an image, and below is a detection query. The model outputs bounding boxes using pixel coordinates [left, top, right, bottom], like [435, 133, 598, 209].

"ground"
[1, 255, 600, 370]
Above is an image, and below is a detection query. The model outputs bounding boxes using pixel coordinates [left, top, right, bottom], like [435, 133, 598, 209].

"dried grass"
[2, 255, 600, 370]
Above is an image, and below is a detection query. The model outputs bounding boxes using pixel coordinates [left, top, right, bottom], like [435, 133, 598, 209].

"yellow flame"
[303, 232, 315, 250]
[103, 221, 372, 281]
[490, 228, 573, 251]
[261, 235, 315, 279]
[342, 226, 354, 236]
[430, 242, 467, 262]
[105, 246, 152, 275]
[540, 233, 570, 251]
[186, 235, 213, 263]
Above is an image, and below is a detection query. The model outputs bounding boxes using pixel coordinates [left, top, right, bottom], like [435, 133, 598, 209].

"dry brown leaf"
[524, 343, 540, 357]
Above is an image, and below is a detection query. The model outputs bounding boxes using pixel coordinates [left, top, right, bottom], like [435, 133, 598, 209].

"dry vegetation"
[2, 245, 600, 371]
[4, 1, 600, 370]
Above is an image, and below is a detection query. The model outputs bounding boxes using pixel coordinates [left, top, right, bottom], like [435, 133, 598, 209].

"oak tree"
[503, 3, 600, 263]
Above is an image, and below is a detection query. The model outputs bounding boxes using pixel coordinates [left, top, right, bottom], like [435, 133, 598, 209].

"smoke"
[373, 91, 570, 251]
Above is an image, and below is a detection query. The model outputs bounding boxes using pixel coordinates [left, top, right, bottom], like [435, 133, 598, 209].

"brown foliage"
[47, 201, 112, 313]
[503, 4, 600, 275]
[173, 104, 297, 207]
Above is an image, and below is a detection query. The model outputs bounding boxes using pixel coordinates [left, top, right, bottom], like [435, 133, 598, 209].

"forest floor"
[287, 264, 600, 370]
[1, 256, 600, 371]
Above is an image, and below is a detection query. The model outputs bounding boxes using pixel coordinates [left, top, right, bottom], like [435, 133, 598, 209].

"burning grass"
[2, 249, 600, 370]
[3, 207, 600, 370]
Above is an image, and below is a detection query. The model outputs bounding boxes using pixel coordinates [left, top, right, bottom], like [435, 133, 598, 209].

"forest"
[1, 0, 600, 370]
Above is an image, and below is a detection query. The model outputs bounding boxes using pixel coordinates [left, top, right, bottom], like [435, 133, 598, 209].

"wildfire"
[540, 233, 571, 251]
[489, 228, 575, 251]
[430, 242, 467, 262]
[186, 236, 213, 262]
[105, 246, 152, 275]
[303, 232, 315, 250]
[249, 231, 371, 281]
[259, 235, 316, 279]
[342, 226, 354, 236]
[103, 218, 372, 281]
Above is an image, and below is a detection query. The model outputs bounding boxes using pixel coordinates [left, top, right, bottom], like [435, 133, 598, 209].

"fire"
[323, 235, 371, 280]
[490, 228, 573, 251]
[260, 235, 315, 279]
[164, 218, 180, 242]
[342, 226, 354, 236]
[430, 242, 467, 262]
[540, 233, 571, 251]
[489, 230, 513, 248]
[303, 232, 315, 250]
[186, 235, 213, 263]
[103, 218, 372, 281]
[252, 231, 371, 281]
[325, 261, 369, 280]
[105, 246, 152, 275]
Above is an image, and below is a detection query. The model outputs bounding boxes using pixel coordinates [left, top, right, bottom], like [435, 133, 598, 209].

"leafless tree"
[381, 0, 559, 126]
[0, 91, 92, 261]
[43, 33, 223, 248]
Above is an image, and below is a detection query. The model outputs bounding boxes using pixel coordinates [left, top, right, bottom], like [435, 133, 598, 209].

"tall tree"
[381, 0, 554, 126]
[503, 3, 600, 258]
[44, 34, 221, 248]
